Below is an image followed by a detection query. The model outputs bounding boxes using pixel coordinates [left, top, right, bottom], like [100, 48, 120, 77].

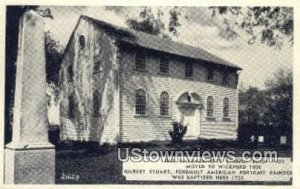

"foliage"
[237, 122, 284, 147]
[126, 7, 182, 39]
[45, 31, 63, 85]
[126, 7, 165, 36]
[264, 68, 292, 133]
[237, 122, 258, 144]
[239, 86, 267, 125]
[169, 121, 187, 143]
[47, 82, 61, 106]
[168, 7, 181, 37]
[45, 31, 63, 105]
[210, 7, 293, 48]
[238, 68, 292, 145]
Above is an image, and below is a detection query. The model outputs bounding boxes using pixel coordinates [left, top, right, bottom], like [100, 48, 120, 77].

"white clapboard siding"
[119, 48, 239, 142]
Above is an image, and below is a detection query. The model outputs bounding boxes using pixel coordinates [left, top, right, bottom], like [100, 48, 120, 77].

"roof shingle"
[82, 15, 242, 70]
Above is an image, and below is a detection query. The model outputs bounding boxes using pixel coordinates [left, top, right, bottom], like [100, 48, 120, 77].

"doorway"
[179, 107, 200, 139]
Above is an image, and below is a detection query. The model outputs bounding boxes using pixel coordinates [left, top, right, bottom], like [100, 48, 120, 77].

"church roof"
[81, 15, 242, 70]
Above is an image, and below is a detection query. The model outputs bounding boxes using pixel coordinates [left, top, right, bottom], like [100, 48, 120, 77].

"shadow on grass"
[55, 141, 125, 184]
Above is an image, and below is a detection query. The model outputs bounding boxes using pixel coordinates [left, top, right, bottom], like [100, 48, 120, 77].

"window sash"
[93, 92, 101, 117]
[135, 52, 146, 71]
[207, 68, 214, 81]
[222, 72, 229, 84]
[207, 97, 214, 117]
[160, 57, 169, 74]
[160, 106, 169, 116]
[135, 104, 146, 115]
[79, 35, 85, 49]
[223, 98, 230, 117]
[68, 65, 73, 82]
[69, 95, 75, 118]
[93, 61, 101, 73]
[160, 92, 169, 116]
[135, 90, 146, 115]
[185, 63, 193, 77]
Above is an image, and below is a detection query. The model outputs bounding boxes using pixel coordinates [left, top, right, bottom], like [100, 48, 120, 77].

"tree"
[126, 7, 182, 39]
[238, 69, 293, 145]
[264, 69, 292, 133]
[238, 87, 266, 126]
[238, 86, 267, 143]
[126, 7, 164, 36]
[210, 7, 293, 48]
[168, 7, 181, 37]
[45, 31, 63, 105]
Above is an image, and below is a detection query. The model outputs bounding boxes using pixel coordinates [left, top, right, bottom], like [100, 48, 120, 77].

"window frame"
[134, 50, 147, 71]
[222, 71, 229, 85]
[79, 35, 86, 49]
[206, 96, 214, 118]
[207, 67, 214, 81]
[69, 94, 75, 118]
[135, 89, 147, 116]
[93, 60, 102, 73]
[93, 91, 101, 117]
[68, 65, 73, 82]
[159, 56, 170, 74]
[60, 70, 64, 83]
[223, 97, 230, 118]
[160, 91, 170, 117]
[185, 62, 193, 78]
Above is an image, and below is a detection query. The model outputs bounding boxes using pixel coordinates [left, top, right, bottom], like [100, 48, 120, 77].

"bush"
[169, 121, 187, 144]
[237, 122, 258, 144]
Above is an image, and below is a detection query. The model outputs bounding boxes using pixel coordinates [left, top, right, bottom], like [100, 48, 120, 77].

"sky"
[44, 6, 293, 90]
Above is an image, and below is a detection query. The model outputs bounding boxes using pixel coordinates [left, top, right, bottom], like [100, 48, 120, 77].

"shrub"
[169, 121, 187, 144]
[237, 122, 258, 144]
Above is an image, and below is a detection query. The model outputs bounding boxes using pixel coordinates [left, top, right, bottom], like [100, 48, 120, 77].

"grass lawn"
[55, 139, 292, 184]
[56, 146, 123, 184]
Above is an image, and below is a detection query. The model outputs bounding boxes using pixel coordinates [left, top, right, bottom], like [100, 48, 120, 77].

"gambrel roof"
[81, 15, 242, 70]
